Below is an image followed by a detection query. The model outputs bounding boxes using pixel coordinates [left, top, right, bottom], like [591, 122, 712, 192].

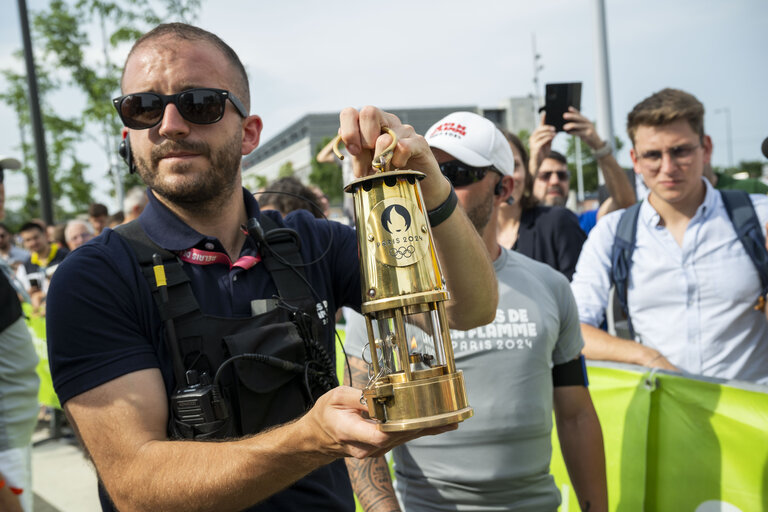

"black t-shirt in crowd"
[0, 270, 23, 332]
[513, 205, 587, 281]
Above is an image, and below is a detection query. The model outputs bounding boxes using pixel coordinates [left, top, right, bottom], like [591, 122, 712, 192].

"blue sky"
[2, 0, 767, 211]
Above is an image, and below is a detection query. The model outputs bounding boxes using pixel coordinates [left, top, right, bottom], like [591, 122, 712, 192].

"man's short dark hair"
[108, 211, 125, 226]
[543, 150, 568, 166]
[257, 177, 324, 219]
[0, 222, 10, 234]
[626, 88, 705, 146]
[19, 221, 45, 234]
[123, 23, 251, 112]
[88, 203, 109, 218]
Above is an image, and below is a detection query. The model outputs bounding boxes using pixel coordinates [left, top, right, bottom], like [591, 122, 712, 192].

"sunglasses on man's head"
[439, 160, 501, 188]
[112, 88, 247, 130]
[536, 170, 570, 182]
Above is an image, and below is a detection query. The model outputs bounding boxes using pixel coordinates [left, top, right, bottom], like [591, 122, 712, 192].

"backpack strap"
[610, 202, 642, 340]
[720, 189, 768, 310]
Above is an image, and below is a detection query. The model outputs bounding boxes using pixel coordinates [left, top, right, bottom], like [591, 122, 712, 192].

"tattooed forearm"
[346, 457, 401, 512]
[346, 359, 369, 388]
[344, 356, 401, 511]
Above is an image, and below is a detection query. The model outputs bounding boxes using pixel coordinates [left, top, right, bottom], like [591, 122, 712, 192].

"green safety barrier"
[551, 363, 768, 511]
[28, 318, 765, 510]
[22, 304, 60, 409]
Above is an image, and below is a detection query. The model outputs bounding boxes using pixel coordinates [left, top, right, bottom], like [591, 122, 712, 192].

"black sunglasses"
[536, 170, 570, 182]
[439, 160, 500, 188]
[112, 88, 248, 130]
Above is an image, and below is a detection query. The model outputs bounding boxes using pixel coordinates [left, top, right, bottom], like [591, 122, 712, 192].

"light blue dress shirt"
[571, 179, 768, 384]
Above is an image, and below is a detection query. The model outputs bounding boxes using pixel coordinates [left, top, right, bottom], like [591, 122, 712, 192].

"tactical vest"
[114, 217, 337, 439]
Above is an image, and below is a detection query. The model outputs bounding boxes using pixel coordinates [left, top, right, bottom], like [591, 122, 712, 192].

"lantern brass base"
[363, 369, 473, 432]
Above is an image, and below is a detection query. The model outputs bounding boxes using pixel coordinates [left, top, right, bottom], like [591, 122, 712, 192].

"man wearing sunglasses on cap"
[343, 111, 607, 512]
[45, 23, 497, 512]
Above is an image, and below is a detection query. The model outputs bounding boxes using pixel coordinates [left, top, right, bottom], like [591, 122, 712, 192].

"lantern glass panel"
[367, 309, 447, 377]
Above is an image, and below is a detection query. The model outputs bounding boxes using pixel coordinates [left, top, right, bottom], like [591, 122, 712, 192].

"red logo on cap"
[430, 122, 467, 138]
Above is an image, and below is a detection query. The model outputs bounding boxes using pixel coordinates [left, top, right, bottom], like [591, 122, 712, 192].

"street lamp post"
[592, 0, 615, 187]
[18, 0, 54, 225]
[531, 33, 543, 118]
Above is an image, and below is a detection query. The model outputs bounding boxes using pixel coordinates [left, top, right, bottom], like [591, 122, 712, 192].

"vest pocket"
[223, 322, 309, 433]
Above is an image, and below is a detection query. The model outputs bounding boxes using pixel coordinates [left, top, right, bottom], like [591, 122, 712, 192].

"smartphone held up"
[541, 82, 582, 132]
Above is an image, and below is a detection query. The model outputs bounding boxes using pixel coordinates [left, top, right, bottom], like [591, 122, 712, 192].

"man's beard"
[135, 134, 242, 209]
[465, 188, 494, 236]
[543, 186, 567, 207]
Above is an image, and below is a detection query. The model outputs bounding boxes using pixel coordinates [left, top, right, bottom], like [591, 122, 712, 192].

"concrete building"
[241, 97, 537, 190]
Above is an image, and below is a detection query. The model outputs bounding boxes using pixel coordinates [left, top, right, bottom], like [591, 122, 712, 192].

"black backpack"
[609, 189, 768, 339]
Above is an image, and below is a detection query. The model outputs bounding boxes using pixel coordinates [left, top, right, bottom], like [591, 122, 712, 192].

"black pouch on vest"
[223, 320, 309, 433]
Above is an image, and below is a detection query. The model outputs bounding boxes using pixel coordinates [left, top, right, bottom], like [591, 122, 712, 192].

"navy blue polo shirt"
[47, 188, 361, 512]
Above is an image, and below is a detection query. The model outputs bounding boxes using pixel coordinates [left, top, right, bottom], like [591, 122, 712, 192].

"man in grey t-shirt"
[344, 112, 607, 511]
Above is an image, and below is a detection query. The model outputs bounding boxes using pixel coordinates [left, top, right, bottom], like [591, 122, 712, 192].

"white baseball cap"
[425, 112, 515, 175]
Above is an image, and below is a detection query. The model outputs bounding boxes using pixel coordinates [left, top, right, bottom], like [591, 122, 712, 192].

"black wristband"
[427, 184, 458, 227]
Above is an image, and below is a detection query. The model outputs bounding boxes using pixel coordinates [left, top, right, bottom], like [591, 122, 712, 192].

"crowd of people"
[0, 20, 766, 512]
[0, 186, 148, 510]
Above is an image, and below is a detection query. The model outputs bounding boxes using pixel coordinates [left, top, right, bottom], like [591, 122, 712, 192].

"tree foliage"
[565, 134, 626, 194]
[309, 136, 344, 205]
[721, 160, 764, 178]
[0, 52, 88, 220]
[278, 161, 295, 179]
[1, 0, 201, 222]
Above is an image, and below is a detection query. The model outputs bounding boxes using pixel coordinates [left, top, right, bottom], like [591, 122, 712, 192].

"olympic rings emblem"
[389, 245, 415, 259]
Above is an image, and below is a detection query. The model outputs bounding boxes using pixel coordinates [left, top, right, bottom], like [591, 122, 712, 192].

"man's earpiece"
[118, 132, 137, 174]
[494, 178, 504, 196]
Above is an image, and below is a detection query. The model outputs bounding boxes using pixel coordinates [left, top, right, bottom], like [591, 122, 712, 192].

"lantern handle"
[331, 127, 398, 173]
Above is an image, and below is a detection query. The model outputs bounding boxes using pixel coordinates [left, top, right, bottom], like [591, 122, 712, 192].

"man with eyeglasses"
[343, 111, 607, 512]
[571, 88, 768, 383]
[45, 23, 497, 512]
[63, 220, 94, 251]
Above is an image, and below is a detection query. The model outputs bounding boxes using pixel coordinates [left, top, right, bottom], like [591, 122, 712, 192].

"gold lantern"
[334, 129, 473, 432]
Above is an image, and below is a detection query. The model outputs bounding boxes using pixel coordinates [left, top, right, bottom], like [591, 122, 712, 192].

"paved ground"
[31, 414, 100, 512]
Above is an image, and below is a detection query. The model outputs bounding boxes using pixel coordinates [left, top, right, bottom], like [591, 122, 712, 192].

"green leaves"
[1, 0, 202, 223]
[309, 137, 344, 205]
